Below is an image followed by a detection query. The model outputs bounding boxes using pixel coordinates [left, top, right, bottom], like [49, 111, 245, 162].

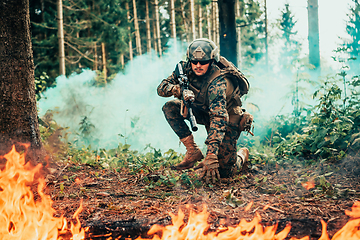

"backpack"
[215, 56, 249, 97]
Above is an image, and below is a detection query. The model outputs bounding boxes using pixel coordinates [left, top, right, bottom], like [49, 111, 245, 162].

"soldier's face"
[191, 61, 210, 76]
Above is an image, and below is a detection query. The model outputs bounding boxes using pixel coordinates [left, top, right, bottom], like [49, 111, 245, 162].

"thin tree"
[206, 5, 212, 39]
[236, 0, 242, 67]
[181, 0, 190, 42]
[153, 23, 158, 53]
[307, 0, 320, 69]
[170, 0, 177, 51]
[101, 42, 107, 81]
[57, 0, 65, 75]
[0, 0, 45, 162]
[133, 0, 142, 55]
[94, 42, 98, 70]
[212, 1, 216, 42]
[198, 4, 203, 38]
[215, 2, 220, 46]
[190, 0, 196, 40]
[145, 0, 152, 53]
[264, 0, 269, 69]
[126, 2, 134, 61]
[154, 0, 162, 56]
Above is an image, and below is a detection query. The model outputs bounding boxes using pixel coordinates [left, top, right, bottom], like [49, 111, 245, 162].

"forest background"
[0, 1, 359, 238]
[28, 0, 360, 170]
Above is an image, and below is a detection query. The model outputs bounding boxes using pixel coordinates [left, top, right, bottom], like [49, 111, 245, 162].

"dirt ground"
[44, 154, 360, 240]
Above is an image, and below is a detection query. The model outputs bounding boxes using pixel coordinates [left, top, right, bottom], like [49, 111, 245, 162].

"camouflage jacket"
[158, 61, 235, 155]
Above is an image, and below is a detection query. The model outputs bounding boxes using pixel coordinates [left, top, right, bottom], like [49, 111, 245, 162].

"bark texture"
[0, 0, 43, 159]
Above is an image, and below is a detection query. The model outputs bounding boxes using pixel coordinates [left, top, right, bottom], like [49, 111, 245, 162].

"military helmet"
[186, 38, 220, 62]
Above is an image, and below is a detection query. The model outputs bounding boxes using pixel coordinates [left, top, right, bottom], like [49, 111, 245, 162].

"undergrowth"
[38, 65, 360, 197]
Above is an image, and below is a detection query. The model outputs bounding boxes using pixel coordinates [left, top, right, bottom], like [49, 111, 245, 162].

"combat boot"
[171, 135, 204, 170]
[236, 147, 249, 170]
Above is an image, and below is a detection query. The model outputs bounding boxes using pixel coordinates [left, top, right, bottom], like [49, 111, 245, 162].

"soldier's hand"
[194, 154, 220, 184]
[171, 84, 181, 99]
[183, 89, 195, 102]
[239, 111, 254, 136]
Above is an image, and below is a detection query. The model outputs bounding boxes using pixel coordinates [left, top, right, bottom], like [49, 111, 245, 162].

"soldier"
[157, 38, 253, 183]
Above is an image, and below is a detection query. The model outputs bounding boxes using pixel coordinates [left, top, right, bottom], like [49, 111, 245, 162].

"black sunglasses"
[190, 60, 212, 65]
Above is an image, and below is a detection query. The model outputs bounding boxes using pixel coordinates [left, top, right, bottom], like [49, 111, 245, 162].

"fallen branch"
[261, 204, 285, 214]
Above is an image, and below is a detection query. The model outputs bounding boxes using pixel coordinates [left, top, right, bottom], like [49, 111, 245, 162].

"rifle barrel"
[188, 108, 198, 131]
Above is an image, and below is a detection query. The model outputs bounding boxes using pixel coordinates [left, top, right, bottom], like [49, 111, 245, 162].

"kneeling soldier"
[157, 38, 253, 183]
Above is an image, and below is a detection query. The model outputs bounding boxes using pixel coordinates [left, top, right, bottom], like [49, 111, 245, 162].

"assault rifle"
[175, 63, 198, 132]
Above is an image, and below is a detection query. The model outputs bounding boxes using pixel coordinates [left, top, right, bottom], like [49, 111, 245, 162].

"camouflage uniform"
[158, 61, 242, 177]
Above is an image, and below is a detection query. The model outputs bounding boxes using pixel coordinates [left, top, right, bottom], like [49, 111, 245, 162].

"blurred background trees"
[29, 0, 273, 93]
[24, 0, 360, 163]
[29, 0, 360, 95]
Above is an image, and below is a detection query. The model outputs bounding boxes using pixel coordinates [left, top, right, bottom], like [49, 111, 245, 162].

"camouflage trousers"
[162, 99, 241, 177]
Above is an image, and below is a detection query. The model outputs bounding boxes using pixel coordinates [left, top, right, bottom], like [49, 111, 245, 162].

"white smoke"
[38, 41, 208, 153]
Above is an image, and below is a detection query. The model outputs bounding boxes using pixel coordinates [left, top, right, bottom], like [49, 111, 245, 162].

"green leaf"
[324, 172, 333, 177]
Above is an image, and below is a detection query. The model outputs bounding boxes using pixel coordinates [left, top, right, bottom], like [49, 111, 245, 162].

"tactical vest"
[188, 56, 249, 114]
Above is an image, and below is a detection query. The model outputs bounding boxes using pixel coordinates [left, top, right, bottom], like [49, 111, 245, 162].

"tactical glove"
[171, 84, 181, 99]
[194, 154, 220, 184]
[239, 112, 254, 136]
[182, 89, 195, 102]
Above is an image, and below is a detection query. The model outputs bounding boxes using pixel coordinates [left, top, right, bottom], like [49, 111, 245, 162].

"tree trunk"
[236, 0, 242, 67]
[180, 0, 190, 42]
[264, 0, 269, 70]
[126, 2, 133, 61]
[119, 54, 125, 69]
[57, 0, 65, 75]
[218, 0, 237, 64]
[170, 0, 177, 51]
[0, 0, 44, 160]
[153, 23, 158, 54]
[132, 0, 142, 55]
[307, 0, 320, 69]
[215, 2, 219, 46]
[145, 0, 152, 53]
[198, 4, 203, 38]
[212, 1, 216, 43]
[190, 0, 196, 40]
[101, 42, 107, 82]
[206, 5, 212, 40]
[154, 0, 162, 56]
[94, 42, 98, 70]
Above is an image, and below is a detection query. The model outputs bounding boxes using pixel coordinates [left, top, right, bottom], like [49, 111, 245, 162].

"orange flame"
[301, 180, 315, 190]
[136, 202, 360, 240]
[0, 146, 85, 239]
[75, 177, 81, 184]
[136, 204, 292, 240]
[244, 201, 253, 212]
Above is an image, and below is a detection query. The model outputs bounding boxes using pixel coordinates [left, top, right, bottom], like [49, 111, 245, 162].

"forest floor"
[45, 153, 360, 240]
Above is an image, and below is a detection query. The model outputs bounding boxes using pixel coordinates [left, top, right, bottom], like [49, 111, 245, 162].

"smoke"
[38, 37, 344, 153]
[38, 40, 210, 153]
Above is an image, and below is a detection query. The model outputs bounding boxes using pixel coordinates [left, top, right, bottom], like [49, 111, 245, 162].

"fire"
[301, 180, 315, 190]
[136, 204, 292, 240]
[136, 202, 360, 240]
[0, 146, 86, 239]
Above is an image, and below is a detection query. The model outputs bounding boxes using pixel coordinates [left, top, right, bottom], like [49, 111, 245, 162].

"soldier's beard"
[192, 63, 210, 76]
